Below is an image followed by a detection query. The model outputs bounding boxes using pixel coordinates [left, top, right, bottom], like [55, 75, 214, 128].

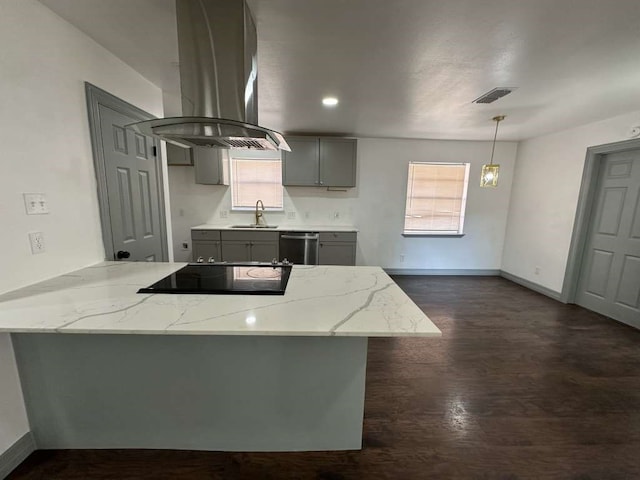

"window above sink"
[230, 150, 283, 211]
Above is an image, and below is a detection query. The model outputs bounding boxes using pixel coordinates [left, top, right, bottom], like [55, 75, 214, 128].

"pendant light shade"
[480, 115, 505, 187]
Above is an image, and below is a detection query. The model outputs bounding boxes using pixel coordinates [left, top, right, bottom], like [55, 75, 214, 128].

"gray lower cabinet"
[193, 230, 355, 265]
[318, 232, 357, 266]
[220, 231, 279, 262]
[191, 230, 221, 261]
[282, 137, 357, 187]
[221, 241, 251, 262]
[249, 242, 279, 262]
[192, 241, 221, 261]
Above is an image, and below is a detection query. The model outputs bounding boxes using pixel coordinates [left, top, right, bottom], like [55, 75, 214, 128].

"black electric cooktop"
[138, 263, 292, 295]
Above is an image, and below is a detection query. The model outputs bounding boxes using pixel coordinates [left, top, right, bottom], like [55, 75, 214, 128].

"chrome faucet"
[255, 199, 265, 226]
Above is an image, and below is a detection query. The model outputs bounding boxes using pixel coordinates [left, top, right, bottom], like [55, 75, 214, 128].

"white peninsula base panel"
[2, 261, 440, 452]
[13, 333, 368, 452]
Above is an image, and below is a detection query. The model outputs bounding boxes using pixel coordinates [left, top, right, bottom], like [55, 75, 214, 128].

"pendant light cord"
[489, 115, 505, 166]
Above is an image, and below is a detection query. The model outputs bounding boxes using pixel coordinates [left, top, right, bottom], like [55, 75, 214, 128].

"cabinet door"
[319, 138, 356, 187]
[282, 137, 320, 186]
[166, 143, 193, 166]
[221, 241, 251, 262]
[194, 147, 229, 185]
[319, 242, 356, 265]
[250, 242, 279, 262]
[192, 241, 221, 262]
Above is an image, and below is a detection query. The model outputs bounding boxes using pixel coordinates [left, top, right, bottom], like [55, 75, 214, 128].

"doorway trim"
[85, 83, 168, 262]
[561, 137, 640, 303]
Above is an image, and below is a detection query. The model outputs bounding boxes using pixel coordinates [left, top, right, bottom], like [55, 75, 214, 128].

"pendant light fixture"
[480, 115, 505, 187]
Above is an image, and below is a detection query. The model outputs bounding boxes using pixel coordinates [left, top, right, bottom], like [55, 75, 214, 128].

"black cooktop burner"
[137, 263, 292, 295]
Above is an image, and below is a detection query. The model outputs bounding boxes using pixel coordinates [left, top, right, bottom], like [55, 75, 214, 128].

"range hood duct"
[128, 0, 289, 151]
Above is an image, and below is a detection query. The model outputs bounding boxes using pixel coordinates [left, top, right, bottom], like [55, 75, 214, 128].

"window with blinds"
[230, 155, 283, 210]
[404, 162, 470, 234]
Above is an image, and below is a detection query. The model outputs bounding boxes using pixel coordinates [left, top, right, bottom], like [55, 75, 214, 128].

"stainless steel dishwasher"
[279, 232, 319, 265]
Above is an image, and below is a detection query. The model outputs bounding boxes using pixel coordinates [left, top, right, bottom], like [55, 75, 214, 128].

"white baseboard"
[0, 432, 35, 479]
[384, 268, 500, 276]
[383, 268, 563, 302]
[500, 270, 562, 301]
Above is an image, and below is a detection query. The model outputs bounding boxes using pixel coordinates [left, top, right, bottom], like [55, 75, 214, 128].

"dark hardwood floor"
[8, 276, 640, 479]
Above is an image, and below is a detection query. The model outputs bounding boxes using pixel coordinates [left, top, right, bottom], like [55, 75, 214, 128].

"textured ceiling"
[39, 0, 640, 140]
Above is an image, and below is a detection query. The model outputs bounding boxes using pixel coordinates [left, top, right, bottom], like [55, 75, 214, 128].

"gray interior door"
[98, 105, 164, 262]
[575, 149, 640, 328]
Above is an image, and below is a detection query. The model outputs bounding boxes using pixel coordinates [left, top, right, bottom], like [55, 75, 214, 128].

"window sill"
[402, 233, 465, 238]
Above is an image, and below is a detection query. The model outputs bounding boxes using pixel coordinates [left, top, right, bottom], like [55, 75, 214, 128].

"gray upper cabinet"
[194, 147, 230, 185]
[166, 143, 193, 166]
[281, 137, 320, 186]
[282, 137, 357, 187]
[319, 138, 357, 187]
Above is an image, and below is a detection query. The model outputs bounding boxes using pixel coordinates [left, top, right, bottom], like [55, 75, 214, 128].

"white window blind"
[230, 156, 283, 209]
[404, 162, 470, 234]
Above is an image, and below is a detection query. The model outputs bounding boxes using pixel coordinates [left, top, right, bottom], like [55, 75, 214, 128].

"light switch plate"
[23, 193, 49, 215]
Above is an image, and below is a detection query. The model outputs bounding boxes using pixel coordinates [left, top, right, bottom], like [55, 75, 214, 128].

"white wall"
[169, 137, 518, 270]
[0, 0, 165, 455]
[502, 110, 640, 293]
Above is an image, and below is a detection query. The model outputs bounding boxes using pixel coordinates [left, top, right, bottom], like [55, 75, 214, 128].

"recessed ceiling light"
[322, 97, 339, 107]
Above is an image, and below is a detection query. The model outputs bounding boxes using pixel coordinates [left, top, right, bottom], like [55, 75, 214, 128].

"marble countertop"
[192, 224, 358, 232]
[0, 262, 440, 337]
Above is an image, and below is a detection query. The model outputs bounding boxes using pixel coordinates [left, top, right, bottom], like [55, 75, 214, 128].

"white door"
[575, 149, 640, 328]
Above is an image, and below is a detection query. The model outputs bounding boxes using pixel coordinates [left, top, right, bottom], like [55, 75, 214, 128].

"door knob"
[116, 250, 131, 259]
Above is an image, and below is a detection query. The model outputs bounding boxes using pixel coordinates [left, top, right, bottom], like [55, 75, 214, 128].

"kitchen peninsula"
[1, 262, 440, 452]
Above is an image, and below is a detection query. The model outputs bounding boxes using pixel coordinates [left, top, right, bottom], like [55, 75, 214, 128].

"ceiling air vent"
[473, 87, 516, 104]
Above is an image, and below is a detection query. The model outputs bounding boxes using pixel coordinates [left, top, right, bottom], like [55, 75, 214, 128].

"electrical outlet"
[29, 232, 45, 254]
[287, 211, 296, 220]
[534, 266, 541, 275]
[219, 210, 228, 219]
[23, 193, 49, 215]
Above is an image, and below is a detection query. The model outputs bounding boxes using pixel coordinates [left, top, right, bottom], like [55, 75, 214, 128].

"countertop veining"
[0, 262, 440, 337]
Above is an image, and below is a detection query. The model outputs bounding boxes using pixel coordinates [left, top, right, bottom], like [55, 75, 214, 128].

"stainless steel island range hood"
[128, 0, 289, 151]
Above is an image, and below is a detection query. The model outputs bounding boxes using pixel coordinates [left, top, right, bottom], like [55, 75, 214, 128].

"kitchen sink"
[230, 224, 278, 229]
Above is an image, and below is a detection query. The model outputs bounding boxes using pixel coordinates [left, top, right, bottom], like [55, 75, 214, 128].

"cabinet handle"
[320, 181, 324, 185]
